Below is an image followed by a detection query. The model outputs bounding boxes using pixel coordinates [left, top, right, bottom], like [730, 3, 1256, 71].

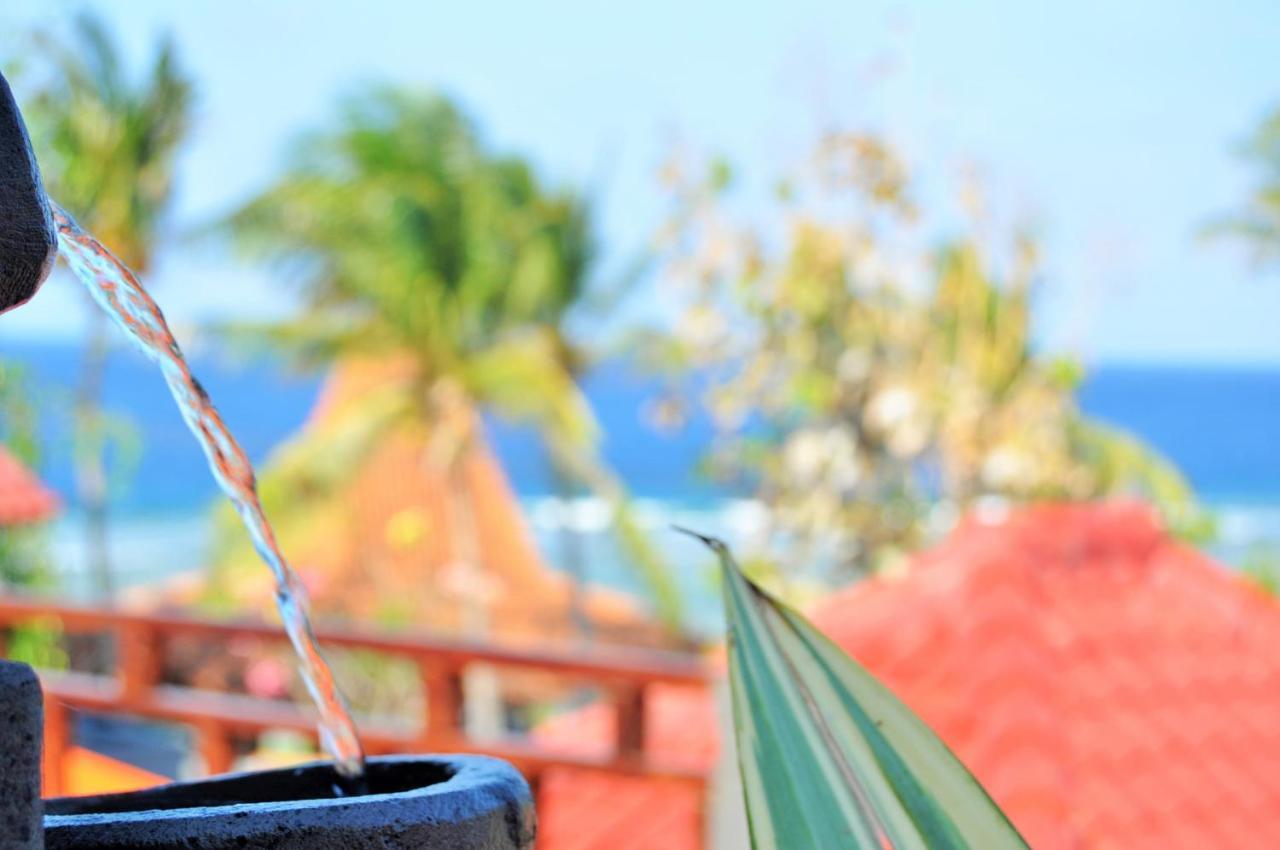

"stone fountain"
[0, 72, 534, 849]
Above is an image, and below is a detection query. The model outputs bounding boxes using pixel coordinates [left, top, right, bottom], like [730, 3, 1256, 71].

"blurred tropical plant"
[0, 363, 50, 589]
[214, 89, 681, 631]
[689, 529, 1029, 849]
[21, 11, 194, 599]
[0, 364, 66, 669]
[1240, 543, 1280, 597]
[1207, 105, 1280, 266]
[0, 364, 40, 473]
[649, 134, 1199, 594]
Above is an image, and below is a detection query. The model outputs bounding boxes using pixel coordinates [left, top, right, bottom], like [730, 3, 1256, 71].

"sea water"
[51, 202, 366, 782]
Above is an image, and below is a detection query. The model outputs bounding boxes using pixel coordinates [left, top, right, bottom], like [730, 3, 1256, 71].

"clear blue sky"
[3, 0, 1278, 364]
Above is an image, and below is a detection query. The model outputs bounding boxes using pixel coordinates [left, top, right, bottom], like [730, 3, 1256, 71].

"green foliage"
[220, 89, 682, 629]
[689, 530, 1029, 849]
[0, 363, 39, 464]
[25, 12, 194, 271]
[1241, 545, 1280, 597]
[0, 366, 64, 667]
[1207, 106, 1280, 267]
[1067, 419, 1209, 543]
[652, 133, 1199, 589]
[0, 365, 51, 589]
[19, 11, 194, 598]
[5, 618, 68, 670]
[224, 91, 591, 367]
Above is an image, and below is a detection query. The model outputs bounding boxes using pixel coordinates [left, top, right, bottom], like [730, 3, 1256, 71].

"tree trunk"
[74, 308, 113, 601]
[429, 380, 503, 739]
[552, 466, 592, 642]
[446, 451, 504, 740]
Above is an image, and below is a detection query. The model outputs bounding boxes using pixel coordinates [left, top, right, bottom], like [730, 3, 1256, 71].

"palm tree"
[220, 89, 682, 633]
[1208, 106, 1280, 266]
[24, 13, 194, 599]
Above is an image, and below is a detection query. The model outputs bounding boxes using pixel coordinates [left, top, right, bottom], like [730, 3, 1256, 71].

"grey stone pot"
[2, 660, 533, 849]
[0, 662, 43, 850]
[44, 754, 536, 850]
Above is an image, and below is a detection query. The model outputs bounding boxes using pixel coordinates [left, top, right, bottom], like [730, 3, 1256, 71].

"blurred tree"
[1208, 106, 1280, 266]
[0, 363, 47, 587]
[648, 133, 1200, 597]
[23, 12, 194, 599]
[0, 364, 66, 669]
[1241, 544, 1280, 597]
[217, 89, 682, 632]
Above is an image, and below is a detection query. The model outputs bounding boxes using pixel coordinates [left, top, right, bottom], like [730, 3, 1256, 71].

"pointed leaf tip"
[714, 534, 1030, 850]
[670, 523, 727, 552]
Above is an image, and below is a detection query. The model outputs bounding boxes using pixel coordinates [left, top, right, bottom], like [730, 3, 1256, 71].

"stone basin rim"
[45, 753, 528, 826]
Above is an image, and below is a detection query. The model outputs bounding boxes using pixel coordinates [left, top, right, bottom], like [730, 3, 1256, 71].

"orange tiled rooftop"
[536, 502, 1280, 849]
[0, 446, 58, 526]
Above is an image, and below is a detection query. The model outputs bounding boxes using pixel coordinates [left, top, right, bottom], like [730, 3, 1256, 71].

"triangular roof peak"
[812, 501, 1280, 848]
[0, 446, 59, 526]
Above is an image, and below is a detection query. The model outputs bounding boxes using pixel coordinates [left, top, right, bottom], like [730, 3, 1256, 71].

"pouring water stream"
[52, 202, 366, 785]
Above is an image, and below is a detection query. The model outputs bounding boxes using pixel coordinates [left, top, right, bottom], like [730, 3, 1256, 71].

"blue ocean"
[4, 339, 1280, 628]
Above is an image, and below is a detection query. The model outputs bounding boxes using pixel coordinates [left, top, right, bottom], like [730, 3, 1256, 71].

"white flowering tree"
[647, 133, 1199, 593]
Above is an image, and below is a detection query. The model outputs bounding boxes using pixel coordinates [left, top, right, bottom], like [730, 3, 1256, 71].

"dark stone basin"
[44, 754, 535, 850]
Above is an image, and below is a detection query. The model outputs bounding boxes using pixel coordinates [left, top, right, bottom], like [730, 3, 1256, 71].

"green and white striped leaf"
[688, 530, 1030, 850]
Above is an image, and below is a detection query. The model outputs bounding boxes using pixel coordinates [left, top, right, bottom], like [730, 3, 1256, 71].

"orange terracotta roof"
[0, 446, 58, 525]
[535, 502, 1280, 849]
[211, 357, 664, 647]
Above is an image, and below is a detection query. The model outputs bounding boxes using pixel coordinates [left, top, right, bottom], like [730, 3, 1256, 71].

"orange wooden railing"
[0, 596, 713, 826]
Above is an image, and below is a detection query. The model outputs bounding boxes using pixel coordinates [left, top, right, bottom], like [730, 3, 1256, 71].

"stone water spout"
[0, 70, 57, 315]
[0, 67, 533, 848]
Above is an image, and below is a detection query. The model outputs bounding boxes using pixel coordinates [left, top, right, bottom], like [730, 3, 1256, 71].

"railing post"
[118, 619, 159, 709]
[418, 658, 464, 750]
[196, 719, 235, 776]
[42, 695, 69, 797]
[614, 682, 647, 759]
[526, 767, 543, 831]
[0, 597, 717, 816]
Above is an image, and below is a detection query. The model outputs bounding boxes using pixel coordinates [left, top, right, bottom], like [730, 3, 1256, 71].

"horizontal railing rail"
[0, 595, 715, 840]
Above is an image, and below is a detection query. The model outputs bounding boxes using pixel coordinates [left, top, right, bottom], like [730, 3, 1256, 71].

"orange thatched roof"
[220, 357, 659, 646]
[0, 447, 58, 525]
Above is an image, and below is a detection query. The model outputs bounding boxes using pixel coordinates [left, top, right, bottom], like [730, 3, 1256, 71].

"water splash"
[52, 202, 365, 781]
